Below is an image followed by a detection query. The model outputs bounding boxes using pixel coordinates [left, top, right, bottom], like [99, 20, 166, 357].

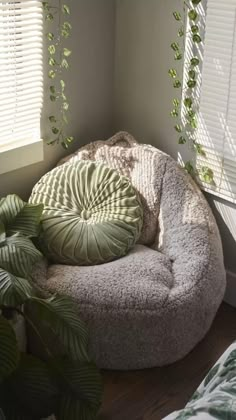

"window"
[196, 0, 236, 203]
[0, 0, 43, 174]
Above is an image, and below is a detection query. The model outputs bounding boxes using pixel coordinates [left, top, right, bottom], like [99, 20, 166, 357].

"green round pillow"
[30, 160, 143, 265]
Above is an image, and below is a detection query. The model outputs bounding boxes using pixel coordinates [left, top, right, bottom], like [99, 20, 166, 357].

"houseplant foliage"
[43, 0, 74, 150]
[0, 195, 102, 419]
[169, 0, 214, 184]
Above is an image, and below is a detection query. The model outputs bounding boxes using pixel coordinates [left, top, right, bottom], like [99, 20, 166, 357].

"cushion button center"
[81, 209, 91, 220]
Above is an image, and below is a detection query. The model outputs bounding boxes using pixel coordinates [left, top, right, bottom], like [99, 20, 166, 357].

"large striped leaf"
[0, 194, 43, 238]
[54, 359, 103, 420]
[0, 222, 5, 243]
[0, 235, 42, 279]
[0, 409, 5, 420]
[0, 315, 19, 379]
[0, 268, 34, 306]
[26, 296, 89, 362]
[0, 353, 58, 420]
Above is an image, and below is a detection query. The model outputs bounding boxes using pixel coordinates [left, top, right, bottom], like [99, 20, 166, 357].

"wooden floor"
[99, 303, 236, 420]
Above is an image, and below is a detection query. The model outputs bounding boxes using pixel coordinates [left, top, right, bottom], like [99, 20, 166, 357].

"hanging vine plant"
[43, 0, 74, 149]
[169, 0, 214, 184]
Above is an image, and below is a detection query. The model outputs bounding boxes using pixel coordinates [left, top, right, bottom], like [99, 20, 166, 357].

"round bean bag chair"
[32, 132, 226, 370]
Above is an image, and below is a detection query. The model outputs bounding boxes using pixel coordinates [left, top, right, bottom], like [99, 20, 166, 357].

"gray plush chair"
[33, 132, 226, 370]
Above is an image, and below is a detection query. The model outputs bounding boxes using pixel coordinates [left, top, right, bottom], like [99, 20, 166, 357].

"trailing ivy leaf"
[173, 12, 182, 21]
[60, 80, 65, 91]
[185, 161, 195, 176]
[63, 114, 68, 124]
[48, 70, 56, 79]
[174, 51, 182, 60]
[170, 109, 178, 117]
[42, 2, 49, 11]
[63, 48, 72, 57]
[49, 116, 57, 123]
[188, 10, 198, 21]
[65, 136, 74, 144]
[61, 58, 69, 69]
[171, 42, 180, 52]
[52, 127, 59, 134]
[2, 353, 58, 419]
[63, 102, 69, 111]
[26, 296, 89, 361]
[63, 22, 72, 31]
[187, 79, 196, 88]
[47, 32, 54, 41]
[188, 70, 196, 79]
[178, 27, 184, 37]
[49, 86, 56, 94]
[61, 22, 72, 38]
[192, 34, 202, 43]
[194, 142, 206, 156]
[189, 118, 198, 129]
[48, 45, 56, 55]
[168, 68, 177, 78]
[173, 80, 181, 88]
[173, 98, 180, 107]
[199, 166, 214, 184]
[174, 124, 182, 133]
[0, 235, 42, 279]
[46, 13, 54, 21]
[0, 315, 19, 379]
[178, 136, 186, 144]
[192, 0, 201, 4]
[0, 268, 34, 306]
[191, 25, 199, 34]
[49, 57, 56, 67]
[50, 95, 57, 102]
[188, 110, 196, 119]
[62, 4, 70, 15]
[184, 97, 193, 108]
[62, 141, 69, 150]
[62, 93, 67, 101]
[190, 57, 200, 66]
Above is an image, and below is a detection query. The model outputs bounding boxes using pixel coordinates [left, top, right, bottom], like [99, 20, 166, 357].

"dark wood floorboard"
[99, 303, 236, 420]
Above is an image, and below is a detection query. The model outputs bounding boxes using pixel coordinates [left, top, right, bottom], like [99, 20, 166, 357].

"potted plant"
[0, 195, 102, 419]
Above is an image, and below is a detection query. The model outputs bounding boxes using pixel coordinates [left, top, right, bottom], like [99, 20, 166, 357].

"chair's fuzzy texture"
[32, 132, 226, 370]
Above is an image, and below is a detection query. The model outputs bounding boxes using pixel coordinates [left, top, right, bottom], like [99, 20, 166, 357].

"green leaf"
[46, 32, 54, 41]
[0, 268, 34, 306]
[50, 95, 57, 102]
[187, 110, 196, 119]
[63, 48, 72, 57]
[49, 57, 56, 67]
[187, 79, 196, 88]
[192, 34, 202, 43]
[0, 195, 25, 227]
[49, 115, 57, 123]
[54, 359, 103, 420]
[173, 80, 181, 88]
[184, 97, 193, 108]
[199, 166, 214, 184]
[178, 27, 184, 37]
[61, 22, 72, 38]
[173, 12, 182, 21]
[60, 80, 66, 91]
[62, 93, 67, 101]
[1, 353, 58, 419]
[192, 0, 201, 4]
[174, 124, 182, 133]
[0, 315, 19, 379]
[50, 86, 56, 94]
[171, 42, 180, 52]
[26, 296, 89, 362]
[52, 127, 59, 134]
[42, 2, 49, 11]
[174, 51, 182, 60]
[170, 109, 178, 117]
[48, 45, 56, 55]
[61, 58, 69, 69]
[191, 25, 199, 34]
[62, 4, 70, 15]
[185, 161, 195, 176]
[46, 13, 54, 21]
[65, 136, 74, 144]
[0, 235, 42, 279]
[188, 10, 198, 21]
[0, 222, 6, 243]
[63, 114, 68, 124]
[63, 102, 69, 111]
[48, 70, 56, 79]
[168, 68, 177, 78]
[173, 98, 180, 107]
[189, 118, 198, 129]
[190, 57, 200, 66]
[178, 136, 186, 144]
[188, 70, 196, 79]
[193, 142, 206, 156]
[62, 141, 69, 150]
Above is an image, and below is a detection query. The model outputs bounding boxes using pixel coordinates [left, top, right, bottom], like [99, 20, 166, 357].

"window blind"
[197, 0, 236, 203]
[0, 0, 43, 148]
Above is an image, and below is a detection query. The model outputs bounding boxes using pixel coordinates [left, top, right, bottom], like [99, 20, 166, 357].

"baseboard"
[224, 270, 236, 307]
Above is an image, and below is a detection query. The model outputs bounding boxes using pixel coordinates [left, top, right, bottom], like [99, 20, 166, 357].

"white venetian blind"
[0, 0, 43, 148]
[197, 0, 236, 203]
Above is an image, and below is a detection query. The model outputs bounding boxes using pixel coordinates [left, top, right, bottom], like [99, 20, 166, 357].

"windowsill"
[0, 139, 44, 175]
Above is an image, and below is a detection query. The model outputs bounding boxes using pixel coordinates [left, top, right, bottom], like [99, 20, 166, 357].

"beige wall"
[114, 0, 236, 273]
[0, 0, 116, 200]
